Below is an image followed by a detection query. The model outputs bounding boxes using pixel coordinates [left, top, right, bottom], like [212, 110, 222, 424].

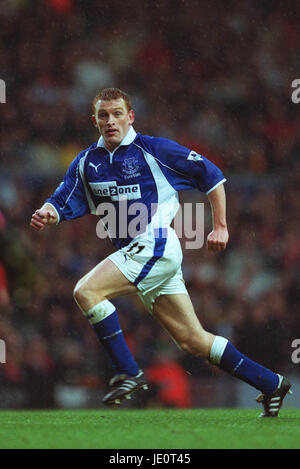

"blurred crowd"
[0, 0, 299, 409]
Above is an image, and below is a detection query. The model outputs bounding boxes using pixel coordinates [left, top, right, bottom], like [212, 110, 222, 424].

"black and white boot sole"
[256, 375, 292, 418]
[102, 372, 148, 406]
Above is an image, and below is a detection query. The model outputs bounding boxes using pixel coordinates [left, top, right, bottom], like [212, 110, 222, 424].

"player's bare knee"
[73, 280, 105, 310]
[177, 333, 212, 359]
[178, 340, 206, 358]
[73, 281, 86, 307]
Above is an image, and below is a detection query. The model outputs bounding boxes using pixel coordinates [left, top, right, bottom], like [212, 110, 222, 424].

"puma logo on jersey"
[89, 162, 102, 173]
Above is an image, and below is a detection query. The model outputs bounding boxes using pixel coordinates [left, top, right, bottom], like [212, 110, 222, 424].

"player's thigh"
[152, 293, 214, 357]
[75, 258, 137, 300]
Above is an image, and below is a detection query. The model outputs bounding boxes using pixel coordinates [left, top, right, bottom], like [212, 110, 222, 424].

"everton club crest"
[122, 157, 141, 179]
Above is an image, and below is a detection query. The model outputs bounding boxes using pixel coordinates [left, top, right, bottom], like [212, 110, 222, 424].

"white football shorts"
[108, 227, 188, 313]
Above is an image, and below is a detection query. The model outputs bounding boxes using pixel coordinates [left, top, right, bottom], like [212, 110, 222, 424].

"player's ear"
[91, 114, 98, 128]
[128, 109, 135, 124]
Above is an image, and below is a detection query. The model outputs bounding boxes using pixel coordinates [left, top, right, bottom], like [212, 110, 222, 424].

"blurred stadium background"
[0, 0, 300, 411]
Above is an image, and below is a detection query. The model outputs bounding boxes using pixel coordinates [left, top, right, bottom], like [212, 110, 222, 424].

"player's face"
[92, 98, 135, 151]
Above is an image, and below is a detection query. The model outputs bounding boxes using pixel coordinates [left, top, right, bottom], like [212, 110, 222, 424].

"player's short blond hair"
[92, 88, 132, 113]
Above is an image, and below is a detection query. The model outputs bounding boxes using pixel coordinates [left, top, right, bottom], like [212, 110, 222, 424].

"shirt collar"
[97, 126, 137, 150]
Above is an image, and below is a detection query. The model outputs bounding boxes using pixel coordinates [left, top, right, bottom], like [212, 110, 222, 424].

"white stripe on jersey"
[61, 163, 80, 212]
[133, 143, 180, 231]
[206, 178, 227, 195]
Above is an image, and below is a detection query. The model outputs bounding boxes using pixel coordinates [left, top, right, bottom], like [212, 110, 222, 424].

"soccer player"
[30, 88, 291, 417]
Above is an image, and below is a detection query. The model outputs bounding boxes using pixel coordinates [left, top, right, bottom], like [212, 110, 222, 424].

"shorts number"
[126, 242, 145, 255]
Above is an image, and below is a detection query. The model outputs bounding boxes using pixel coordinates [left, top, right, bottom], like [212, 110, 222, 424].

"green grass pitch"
[0, 409, 299, 449]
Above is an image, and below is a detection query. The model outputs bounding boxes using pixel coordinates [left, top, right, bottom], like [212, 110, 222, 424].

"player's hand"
[206, 226, 229, 252]
[30, 209, 56, 231]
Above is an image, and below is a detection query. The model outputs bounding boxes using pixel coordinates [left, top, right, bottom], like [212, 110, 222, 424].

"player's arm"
[145, 136, 228, 251]
[30, 151, 91, 232]
[146, 136, 226, 193]
[206, 183, 229, 252]
[30, 203, 58, 231]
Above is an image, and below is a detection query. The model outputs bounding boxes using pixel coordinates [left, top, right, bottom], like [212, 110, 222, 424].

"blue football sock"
[92, 310, 139, 377]
[210, 336, 279, 395]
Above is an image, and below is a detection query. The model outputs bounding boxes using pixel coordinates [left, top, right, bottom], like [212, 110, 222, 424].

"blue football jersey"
[46, 127, 226, 248]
